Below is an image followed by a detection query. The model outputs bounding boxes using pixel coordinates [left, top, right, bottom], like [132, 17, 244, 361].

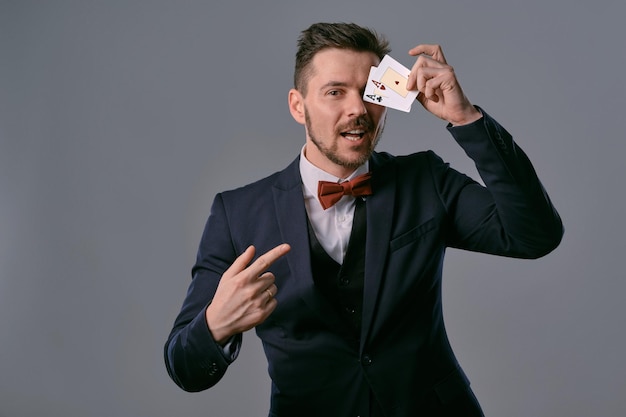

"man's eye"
[327, 90, 341, 96]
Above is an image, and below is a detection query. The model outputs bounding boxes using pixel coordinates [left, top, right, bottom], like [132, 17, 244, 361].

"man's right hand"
[205, 243, 291, 345]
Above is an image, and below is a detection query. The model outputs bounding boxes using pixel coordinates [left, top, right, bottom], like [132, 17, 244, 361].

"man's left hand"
[406, 44, 482, 126]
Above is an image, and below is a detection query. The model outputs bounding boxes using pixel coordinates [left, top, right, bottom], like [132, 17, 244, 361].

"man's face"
[289, 48, 387, 178]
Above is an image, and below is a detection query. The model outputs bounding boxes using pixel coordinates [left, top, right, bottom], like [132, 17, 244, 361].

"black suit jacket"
[165, 111, 563, 416]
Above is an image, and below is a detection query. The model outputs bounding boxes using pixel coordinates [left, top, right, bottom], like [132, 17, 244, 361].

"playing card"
[364, 66, 388, 105]
[364, 66, 410, 111]
[380, 67, 410, 98]
[364, 74, 411, 112]
[363, 55, 418, 112]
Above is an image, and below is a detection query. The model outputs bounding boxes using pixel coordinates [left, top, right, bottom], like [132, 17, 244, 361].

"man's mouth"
[340, 129, 366, 141]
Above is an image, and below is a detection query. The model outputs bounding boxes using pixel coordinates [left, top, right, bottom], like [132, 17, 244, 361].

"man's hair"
[294, 22, 391, 95]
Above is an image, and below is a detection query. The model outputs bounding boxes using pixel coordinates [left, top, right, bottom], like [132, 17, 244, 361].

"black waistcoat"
[307, 198, 367, 346]
[308, 199, 386, 416]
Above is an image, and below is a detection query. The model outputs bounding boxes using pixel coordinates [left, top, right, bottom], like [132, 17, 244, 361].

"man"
[164, 22, 563, 416]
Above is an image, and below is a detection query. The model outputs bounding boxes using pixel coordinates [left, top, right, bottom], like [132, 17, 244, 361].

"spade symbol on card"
[366, 94, 383, 103]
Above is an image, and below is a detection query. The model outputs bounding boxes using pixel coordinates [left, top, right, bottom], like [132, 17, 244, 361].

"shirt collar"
[299, 144, 369, 201]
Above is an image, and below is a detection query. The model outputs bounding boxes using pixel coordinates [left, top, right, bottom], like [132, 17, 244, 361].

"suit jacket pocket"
[389, 217, 437, 252]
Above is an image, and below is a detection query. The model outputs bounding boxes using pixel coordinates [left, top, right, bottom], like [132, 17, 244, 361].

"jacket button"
[361, 355, 372, 366]
[207, 362, 219, 376]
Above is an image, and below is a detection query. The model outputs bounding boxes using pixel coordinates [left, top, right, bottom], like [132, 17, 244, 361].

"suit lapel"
[361, 153, 397, 350]
[272, 157, 346, 333]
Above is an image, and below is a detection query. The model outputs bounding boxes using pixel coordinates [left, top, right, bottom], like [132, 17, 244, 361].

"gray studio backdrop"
[1, 0, 624, 416]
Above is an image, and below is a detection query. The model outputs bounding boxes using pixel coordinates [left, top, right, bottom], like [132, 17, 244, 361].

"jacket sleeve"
[164, 193, 243, 392]
[433, 107, 563, 258]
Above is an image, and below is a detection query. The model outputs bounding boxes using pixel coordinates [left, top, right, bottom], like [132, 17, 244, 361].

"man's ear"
[288, 88, 305, 125]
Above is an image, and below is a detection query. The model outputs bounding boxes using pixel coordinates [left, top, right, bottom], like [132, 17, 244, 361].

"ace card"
[363, 55, 418, 112]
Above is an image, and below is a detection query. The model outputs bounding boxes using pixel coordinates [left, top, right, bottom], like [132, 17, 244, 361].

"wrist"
[450, 106, 482, 126]
[205, 306, 231, 346]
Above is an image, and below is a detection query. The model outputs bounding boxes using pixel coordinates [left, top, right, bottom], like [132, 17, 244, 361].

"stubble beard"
[304, 108, 385, 172]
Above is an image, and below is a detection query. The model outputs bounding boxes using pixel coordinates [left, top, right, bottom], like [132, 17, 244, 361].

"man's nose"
[346, 92, 368, 117]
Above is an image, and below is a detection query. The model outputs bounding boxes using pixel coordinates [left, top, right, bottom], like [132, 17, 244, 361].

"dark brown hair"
[294, 22, 391, 95]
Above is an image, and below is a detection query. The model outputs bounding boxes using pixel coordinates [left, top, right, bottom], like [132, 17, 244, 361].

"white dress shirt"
[299, 146, 369, 264]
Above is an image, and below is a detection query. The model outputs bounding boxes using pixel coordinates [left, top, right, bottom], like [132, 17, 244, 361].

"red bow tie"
[317, 173, 373, 210]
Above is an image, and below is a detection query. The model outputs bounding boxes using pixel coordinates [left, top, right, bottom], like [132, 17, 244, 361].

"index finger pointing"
[248, 243, 291, 276]
[223, 245, 257, 277]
